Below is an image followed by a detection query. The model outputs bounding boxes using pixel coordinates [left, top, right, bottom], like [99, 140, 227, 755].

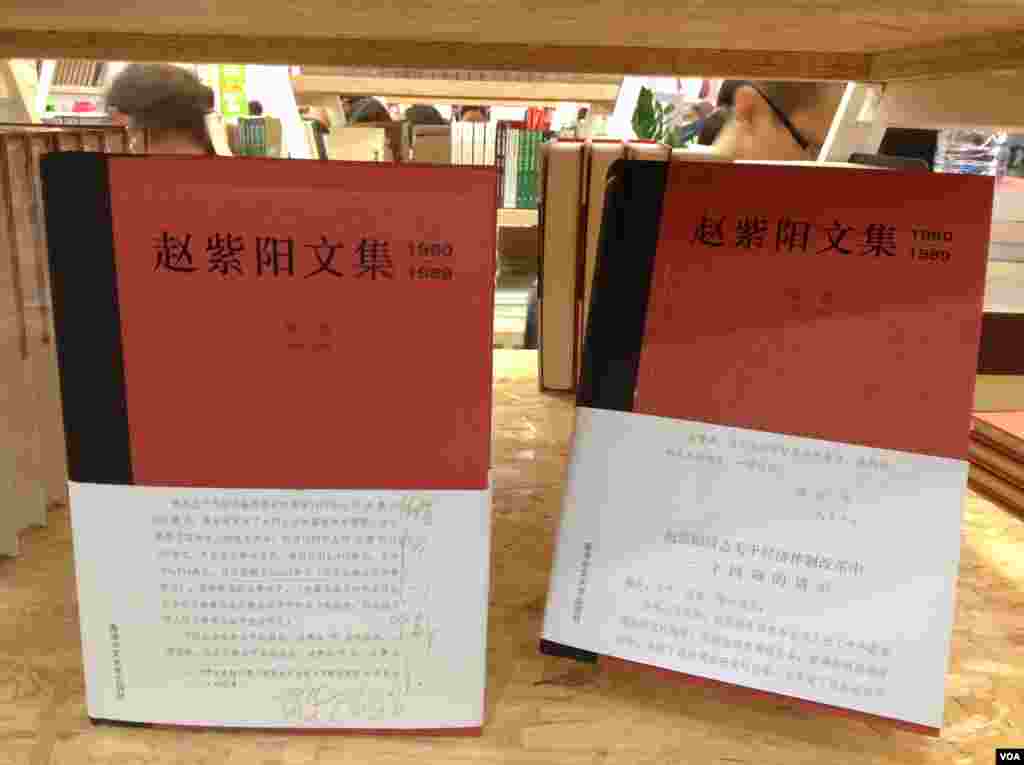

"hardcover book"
[542, 159, 995, 734]
[43, 153, 497, 732]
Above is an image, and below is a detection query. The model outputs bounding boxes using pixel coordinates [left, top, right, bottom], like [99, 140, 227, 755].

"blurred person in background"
[405, 104, 448, 126]
[711, 80, 844, 161]
[349, 97, 392, 124]
[698, 79, 743, 146]
[460, 105, 490, 123]
[106, 63, 216, 155]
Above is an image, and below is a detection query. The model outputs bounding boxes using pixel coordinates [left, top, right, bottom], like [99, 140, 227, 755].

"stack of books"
[969, 413, 1024, 513]
[495, 122, 544, 210]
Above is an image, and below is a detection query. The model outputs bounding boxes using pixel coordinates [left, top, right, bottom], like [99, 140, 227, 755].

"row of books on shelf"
[446, 121, 545, 209]
[15, 147, 1009, 736]
[51, 60, 106, 88]
[496, 123, 544, 210]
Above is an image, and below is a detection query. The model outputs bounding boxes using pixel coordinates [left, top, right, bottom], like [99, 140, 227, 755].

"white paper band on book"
[70, 480, 491, 729]
[543, 408, 967, 729]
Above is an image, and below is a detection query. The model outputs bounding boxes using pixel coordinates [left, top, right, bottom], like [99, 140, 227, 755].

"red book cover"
[634, 162, 990, 459]
[49, 155, 495, 490]
[544, 159, 994, 734]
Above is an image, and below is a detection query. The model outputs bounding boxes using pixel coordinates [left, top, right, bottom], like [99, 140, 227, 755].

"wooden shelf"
[294, 74, 620, 106]
[4, 352, 1024, 763]
[498, 208, 538, 228]
[48, 85, 105, 96]
[1, 6, 1023, 81]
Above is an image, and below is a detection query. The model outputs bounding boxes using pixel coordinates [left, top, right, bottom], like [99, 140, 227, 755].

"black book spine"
[540, 159, 669, 664]
[576, 159, 668, 412]
[42, 152, 134, 485]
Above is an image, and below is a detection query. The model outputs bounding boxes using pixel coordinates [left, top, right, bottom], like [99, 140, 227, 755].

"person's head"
[461, 106, 489, 123]
[697, 107, 731, 146]
[340, 96, 360, 119]
[404, 105, 447, 126]
[349, 98, 392, 124]
[106, 64, 215, 155]
[712, 81, 845, 162]
[716, 80, 744, 109]
[248, 99, 264, 116]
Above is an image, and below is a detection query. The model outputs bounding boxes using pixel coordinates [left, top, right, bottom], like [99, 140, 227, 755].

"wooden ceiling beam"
[871, 28, 1024, 81]
[0, 29, 869, 81]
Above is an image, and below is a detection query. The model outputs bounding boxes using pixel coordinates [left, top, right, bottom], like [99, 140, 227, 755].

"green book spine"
[523, 132, 534, 208]
[528, 132, 540, 208]
[515, 130, 523, 208]
[518, 130, 529, 209]
[509, 129, 519, 208]
[520, 132, 530, 208]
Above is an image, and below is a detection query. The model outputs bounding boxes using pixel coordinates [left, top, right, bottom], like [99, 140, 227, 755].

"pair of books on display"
[40, 148, 996, 735]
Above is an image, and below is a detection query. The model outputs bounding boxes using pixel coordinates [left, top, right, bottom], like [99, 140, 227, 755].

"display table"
[1, 350, 1021, 763]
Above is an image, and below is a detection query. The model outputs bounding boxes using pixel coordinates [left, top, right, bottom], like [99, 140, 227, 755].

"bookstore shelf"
[0, 4, 1022, 82]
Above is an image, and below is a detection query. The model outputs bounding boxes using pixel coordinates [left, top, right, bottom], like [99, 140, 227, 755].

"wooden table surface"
[2, 350, 1023, 765]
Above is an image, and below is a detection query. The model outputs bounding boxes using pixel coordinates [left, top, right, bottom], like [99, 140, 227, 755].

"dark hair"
[698, 107, 731, 145]
[717, 80, 744, 108]
[248, 100, 264, 116]
[107, 64, 214, 150]
[405, 105, 447, 126]
[350, 98, 392, 124]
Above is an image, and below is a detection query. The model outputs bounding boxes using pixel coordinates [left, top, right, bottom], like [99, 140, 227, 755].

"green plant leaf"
[632, 87, 661, 140]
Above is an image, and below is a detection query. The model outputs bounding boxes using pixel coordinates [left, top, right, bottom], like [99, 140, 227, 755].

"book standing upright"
[43, 153, 497, 732]
[543, 159, 995, 734]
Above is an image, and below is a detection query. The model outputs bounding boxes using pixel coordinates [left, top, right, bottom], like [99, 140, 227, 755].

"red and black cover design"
[542, 159, 995, 735]
[42, 153, 496, 492]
